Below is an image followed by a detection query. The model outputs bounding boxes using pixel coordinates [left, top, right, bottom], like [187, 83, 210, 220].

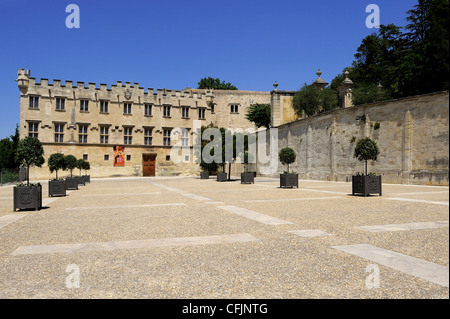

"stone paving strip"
[148, 182, 212, 201]
[0, 214, 27, 230]
[66, 203, 186, 210]
[356, 221, 449, 232]
[288, 229, 333, 238]
[243, 196, 342, 203]
[386, 197, 449, 206]
[10, 233, 260, 256]
[82, 192, 161, 197]
[332, 244, 449, 288]
[217, 205, 293, 225]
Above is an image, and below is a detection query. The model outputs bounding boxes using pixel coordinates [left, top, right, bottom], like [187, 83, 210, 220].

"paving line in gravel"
[243, 196, 342, 203]
[386, 197, 449, 206]
[217, 205, 292, 225]
[11, 233, 260, 255]
[356, 221, 449, 232]
[66, 203, 186, 210]
[333, 244, 449, 287]
[0, 214, 27, 230]
[82, 192, 162, 197]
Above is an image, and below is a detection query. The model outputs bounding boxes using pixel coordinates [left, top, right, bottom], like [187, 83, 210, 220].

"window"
[100, 126, 109, 144]
[124, 103, 132, 114]
[163, 128, 171, 146]
[163, 105, 171, 117]
[83, 154, 88, 161]
[80, 100, 89, 112]
[211, 105, 215, 113]
[28, 122, 39, 138]
[56, 98, 65, 111]
[166, 155, 171, 161]
[230, 104, 239, 113]
[29, 96, 39, 109]
[144, 104, 152, 116]
[126, 155, 131, 161]
[54, 123, 64, 143]
[182, 107, 189, 118]
[198, 108, 206, 120]
[124, 127, 133, 145]
[104, 154, 109, 161]
[78, 124, 88, 143]
[100, 101, 109, 113]
[182, 129, 189, 147]
[144, 127, 153, 145]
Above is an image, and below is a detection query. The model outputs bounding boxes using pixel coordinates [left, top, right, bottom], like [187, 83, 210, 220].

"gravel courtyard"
[0, 176, 448, 299]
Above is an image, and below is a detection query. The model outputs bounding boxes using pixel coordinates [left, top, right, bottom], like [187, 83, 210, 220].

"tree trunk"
[26, 165, 30, 186]
[228, 163, 231, 180]
[365, 160, 368, 176]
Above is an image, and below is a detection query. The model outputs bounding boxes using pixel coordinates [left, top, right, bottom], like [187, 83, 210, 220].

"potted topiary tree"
[64, 155, 78, 190]
[13, 137, 44, 211]
[352, 137, 382, 196]
[241, 151, 254, 184]
[76, 159, 86, 186]
[279, 147, 298, 188]
[48, 153, 66, 197]
[83, 160, 90, 183]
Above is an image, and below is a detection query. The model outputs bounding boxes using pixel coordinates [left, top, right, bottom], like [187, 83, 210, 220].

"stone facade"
[265, 91, 449, 185]
[16, 69, 270, 180]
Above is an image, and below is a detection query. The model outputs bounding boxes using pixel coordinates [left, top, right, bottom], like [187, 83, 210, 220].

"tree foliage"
[0, 124, 20, 170]
[64, 155, 77, 178]
[197, 77, 238, 90]
[48, 153, 66, 180]
[292, 84, 338, 117]
[15, 136, 45, 186]
[354, 137, 380, 175]
[245, 103, 271, 129]
[279, 147, 296, 173]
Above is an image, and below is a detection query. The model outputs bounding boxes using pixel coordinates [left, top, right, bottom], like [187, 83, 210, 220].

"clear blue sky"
[0, 0, 417, 139]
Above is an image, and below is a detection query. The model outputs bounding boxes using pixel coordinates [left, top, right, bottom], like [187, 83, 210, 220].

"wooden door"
[143, 154, 156, 176]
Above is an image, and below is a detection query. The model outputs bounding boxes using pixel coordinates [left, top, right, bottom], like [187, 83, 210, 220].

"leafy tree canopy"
[197, 77, 238, 90]
[15, 136, 45, 185]
[246, 103, 271, 129]
[292, 83, 338, 117]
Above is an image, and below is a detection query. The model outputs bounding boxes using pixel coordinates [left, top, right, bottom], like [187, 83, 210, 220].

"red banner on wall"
[114, 146, 125, 167]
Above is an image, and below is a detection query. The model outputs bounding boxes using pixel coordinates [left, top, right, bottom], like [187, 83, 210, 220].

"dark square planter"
[48, 180, 66, 197]
[84, 175, 90, 183]
[13, 185, 42, 211]
[200, 172, 209, 179]
[65, 177, 78, 190]
[280, 173, 299, 188]
[352, 175, 382, 196]
[241, 172, 254, 184]
[77, 176, 85, 186]
[217, 172, 228, 182]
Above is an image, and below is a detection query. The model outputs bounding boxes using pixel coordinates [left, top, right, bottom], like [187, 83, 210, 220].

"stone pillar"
[306, 125, 312, 179]
[270, 90, 282, 127]
[329, 119, 337, 181]
[338, 70, 354, 108]
[402, 111, 413, 183]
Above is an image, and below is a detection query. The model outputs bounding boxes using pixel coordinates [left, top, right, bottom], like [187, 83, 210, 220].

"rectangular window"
[28, 122, 39, 138]
[83, 154, 88, 161]
[29, 96, 39, 109]
[56, 98, 65, 111]
[198, 108, 206, 120]
[124, 103, 132, 114]
[104, 154, 109, 161]
[144, 104, 152, 116]
[126, 155, 131, 161]
[100, 101, 109, 113]
[124, 127, 133, 145]
[163, 128, 171, 146]
[54, 123, 64, 143]
[182, 129, 189, 147]
[230, 104, 239, 113]
[78, 124, 88, 144]
[100, 126, 109, 144]
[144, 127, 153, 145]
[182, 107, 189, 118]
[163, 105, 171, 117]
[80, 100, 89, 112]
[211, 105, 215, 113]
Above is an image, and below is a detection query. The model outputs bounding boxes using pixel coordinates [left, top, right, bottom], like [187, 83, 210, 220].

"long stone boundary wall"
[264, 91, 449, 186]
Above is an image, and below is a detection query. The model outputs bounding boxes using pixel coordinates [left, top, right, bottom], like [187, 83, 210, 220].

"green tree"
[76, 159, 85, 176]
[15, 137, 45, 186]
[197, 77, 238, 90]
[48, 153, 66, 180]
[0, 124, 21, 170]
[292, 84, 338, 117]
[354, 137, 380, 175]
[64, 155, 77, 178]
[352, 84, 390, 105]
[279, 147, 296, 174]
[197, 123, 220, 174]
[245, 103, 271, 129]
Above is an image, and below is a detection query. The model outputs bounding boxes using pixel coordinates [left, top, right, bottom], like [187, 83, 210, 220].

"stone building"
[16, 69, 271, 179]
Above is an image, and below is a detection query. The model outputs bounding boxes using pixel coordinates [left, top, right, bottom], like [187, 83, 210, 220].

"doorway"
[143, 154, 156, 177]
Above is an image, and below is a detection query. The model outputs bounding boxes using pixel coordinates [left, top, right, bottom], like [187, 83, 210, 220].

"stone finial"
[313, 69, 328, 89]
[273, 81, 278, 91]
[338, 69, 354, 108]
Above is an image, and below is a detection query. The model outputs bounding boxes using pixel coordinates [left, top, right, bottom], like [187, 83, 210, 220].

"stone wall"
[263, 91, 449, 185]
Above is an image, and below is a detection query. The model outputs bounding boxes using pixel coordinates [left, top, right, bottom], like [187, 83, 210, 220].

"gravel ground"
[0, 177, 448, 299]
